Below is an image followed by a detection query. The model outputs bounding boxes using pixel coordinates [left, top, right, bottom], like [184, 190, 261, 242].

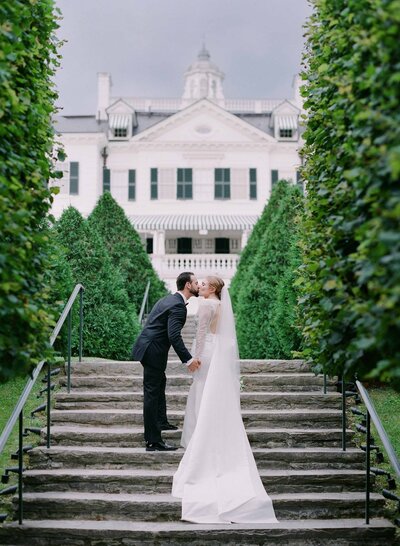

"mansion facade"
[52, 46, 304, 290]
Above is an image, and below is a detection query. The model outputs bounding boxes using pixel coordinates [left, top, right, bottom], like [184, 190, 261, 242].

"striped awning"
[129, 215, 259, 231]
[109, 114, 131, 129]
[276, 115, 298, 130]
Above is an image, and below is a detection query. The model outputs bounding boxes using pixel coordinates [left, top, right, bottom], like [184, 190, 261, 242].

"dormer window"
[279, 128, 293, 139]
[114, 127, 128, 138]
[109, 114, 131, 140]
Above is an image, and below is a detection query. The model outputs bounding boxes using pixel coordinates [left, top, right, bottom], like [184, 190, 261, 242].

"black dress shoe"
[145, 441, 178, 451]
[159, 423, 178, 431]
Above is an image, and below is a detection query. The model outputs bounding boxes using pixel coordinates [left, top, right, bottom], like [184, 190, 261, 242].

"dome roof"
[185, 45, 224, 76]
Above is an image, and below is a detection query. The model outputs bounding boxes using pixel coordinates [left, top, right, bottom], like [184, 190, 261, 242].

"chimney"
[96, 72, 112, 121]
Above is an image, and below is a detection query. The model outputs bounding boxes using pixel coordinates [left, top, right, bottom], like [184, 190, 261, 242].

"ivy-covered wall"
[0, 1, 61, 382]
[298, 0, 400, 388]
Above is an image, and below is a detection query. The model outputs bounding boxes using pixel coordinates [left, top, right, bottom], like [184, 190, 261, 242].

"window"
[215, 238, 230, 254]
[103, 168, 110, 193]
[177, 168, 193, 199]
[215, 168, 230, 199]
[146, 238, 153, 254]
[128, 170, 136, 201]
[271, 169, 279, 188]
[249, 168, 257, 200]
[279, 129, 293, 139]
[69, 162, 79, 195]
[150, 168, 158, 200]
[114, 128, 128, 138]
[177, 237, 192, 254]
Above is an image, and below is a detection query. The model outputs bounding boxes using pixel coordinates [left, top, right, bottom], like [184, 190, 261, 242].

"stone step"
[17, 491, 386, 521]
[58, 373, 336, 392]
[50, 407, 343, 427]
[67, 359, 311, 376]
[23, 468, 370, 494]
[53, 392, 342, 411]
[57, 372, 336, 393]
[43, 425, 354, 448]
[29, 446, 366, 470]
[0, 518, 396, 546]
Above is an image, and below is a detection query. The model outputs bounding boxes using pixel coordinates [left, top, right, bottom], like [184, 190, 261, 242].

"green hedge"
[230, 185, 286, 307]
[55, 207, 140, 360]
[88, 192, 166, 311]
[0, 1, 61, 382]
[298, 0, 400, 388]
[234, 181, 303, 359]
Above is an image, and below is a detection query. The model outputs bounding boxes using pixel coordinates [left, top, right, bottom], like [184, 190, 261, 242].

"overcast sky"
[54, 0, 312, 115]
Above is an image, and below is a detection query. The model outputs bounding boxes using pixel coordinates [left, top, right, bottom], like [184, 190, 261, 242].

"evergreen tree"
[235, 181, 303, 358]
[88, 192, 167, 312]
[55, 207, 140, 360]
[230, 182, 292, 307]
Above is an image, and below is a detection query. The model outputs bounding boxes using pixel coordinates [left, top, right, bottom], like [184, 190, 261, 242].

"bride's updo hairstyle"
[207, 276, 225, 300]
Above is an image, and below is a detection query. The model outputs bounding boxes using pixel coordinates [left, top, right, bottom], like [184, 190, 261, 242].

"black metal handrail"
[324, 372, 400, 525]
[0, 283, 84, 524]
[138, 280, 151, 325]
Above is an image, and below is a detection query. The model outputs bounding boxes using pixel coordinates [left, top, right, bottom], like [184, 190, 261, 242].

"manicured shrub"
[88, 192, 167, 312]
[230, 184, 288, 307]
[299, 0, 400, 388]
[55, 207, 140, 360]
[235, 181, 303, 358]
[0, 1, 61, 382]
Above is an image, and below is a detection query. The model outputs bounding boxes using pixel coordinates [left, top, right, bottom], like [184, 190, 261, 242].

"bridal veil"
[172, 287, 277, 524]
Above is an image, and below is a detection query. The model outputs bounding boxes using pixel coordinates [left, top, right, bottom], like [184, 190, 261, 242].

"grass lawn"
[369, 387, 400, 460]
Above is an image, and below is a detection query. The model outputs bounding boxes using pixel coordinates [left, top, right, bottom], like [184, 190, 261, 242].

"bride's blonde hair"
[207, 276, 225, 300]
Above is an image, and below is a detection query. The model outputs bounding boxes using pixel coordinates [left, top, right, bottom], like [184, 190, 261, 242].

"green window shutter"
[150, 168, 158, 199]
[69, 162, 79, 195]
[128, 169, 136, 200]
[103, 168, 110, 193]
[271, 169, 279, 187]
[249, 168, 257, 199]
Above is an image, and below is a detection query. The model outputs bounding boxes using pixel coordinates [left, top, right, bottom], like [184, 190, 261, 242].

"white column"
[157, 230, 166, 255]
[241, 230, 249, 250]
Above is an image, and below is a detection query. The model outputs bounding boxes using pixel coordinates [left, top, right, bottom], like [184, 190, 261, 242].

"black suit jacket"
[131, 293, 192, 365]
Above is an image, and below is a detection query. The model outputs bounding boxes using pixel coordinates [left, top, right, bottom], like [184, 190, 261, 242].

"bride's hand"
[188, 359, 201, 372]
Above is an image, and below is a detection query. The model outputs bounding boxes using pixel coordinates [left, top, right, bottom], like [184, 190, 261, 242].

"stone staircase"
[0, 318, 396, 544]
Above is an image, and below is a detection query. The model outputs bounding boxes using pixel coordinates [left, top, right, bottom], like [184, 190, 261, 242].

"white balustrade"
[152, 253, 240, 279]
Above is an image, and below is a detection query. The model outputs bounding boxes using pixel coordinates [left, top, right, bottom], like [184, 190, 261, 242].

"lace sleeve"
[194, 302, 214, 359]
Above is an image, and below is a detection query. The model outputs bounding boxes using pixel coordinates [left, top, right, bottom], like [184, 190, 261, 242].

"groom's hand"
[188, 359, 201, 372]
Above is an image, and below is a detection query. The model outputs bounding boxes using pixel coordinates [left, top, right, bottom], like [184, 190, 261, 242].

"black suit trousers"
[141, 343, 169, 444]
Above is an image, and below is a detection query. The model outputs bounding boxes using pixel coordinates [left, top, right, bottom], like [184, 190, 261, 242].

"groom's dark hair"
[176, 272, 194, 291]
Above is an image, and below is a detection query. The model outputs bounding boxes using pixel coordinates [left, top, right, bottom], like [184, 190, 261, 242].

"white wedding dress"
[172, 288, 278, 524]
[181, 297, 220, 448]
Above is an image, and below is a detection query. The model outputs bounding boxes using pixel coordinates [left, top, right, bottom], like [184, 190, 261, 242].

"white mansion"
[52, 46, 304, 290]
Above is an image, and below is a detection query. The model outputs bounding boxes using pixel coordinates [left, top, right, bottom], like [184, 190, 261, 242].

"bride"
[172, 276, 278, 524]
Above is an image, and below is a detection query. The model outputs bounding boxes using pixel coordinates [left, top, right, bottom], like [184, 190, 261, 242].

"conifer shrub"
[230, 184, 288, 307]
[55, 207, 140, 359]
[88, 192, 167, 312]
[234, 181, 303, 358]
[0, 0, 61, 381]
[299, 0, 400, 388]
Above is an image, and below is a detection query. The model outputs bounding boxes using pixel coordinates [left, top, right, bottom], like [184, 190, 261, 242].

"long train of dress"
[172, 293, 277, 524]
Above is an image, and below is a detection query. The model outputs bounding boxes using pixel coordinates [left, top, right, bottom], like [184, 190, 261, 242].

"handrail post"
[47, 361, 51, 449]
[18, 410, 23, 525]
[323, 373, 327, 394]
[342, 375, 347, 451]
[79, 288, 83, 363]
[365, 410, 371, 524]
[67, 309, 72, 393]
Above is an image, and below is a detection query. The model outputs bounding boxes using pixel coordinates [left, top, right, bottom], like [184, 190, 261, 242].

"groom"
[131, 272, 201, 451]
